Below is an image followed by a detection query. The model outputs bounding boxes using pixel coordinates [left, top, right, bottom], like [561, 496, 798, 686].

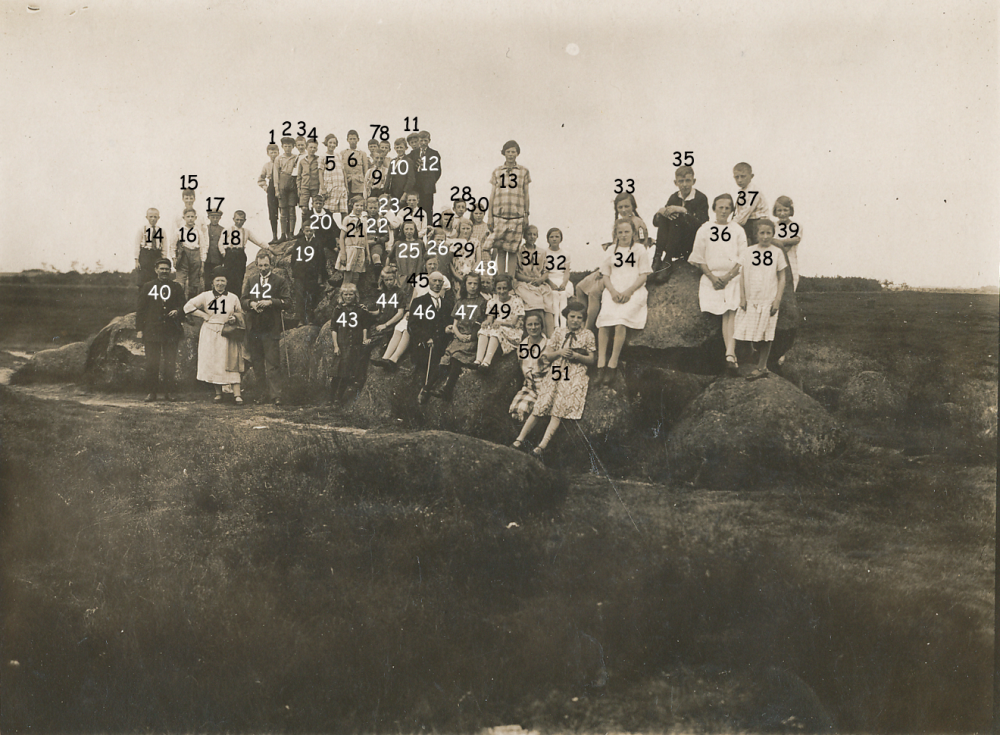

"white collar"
[677, 189, 695, 202]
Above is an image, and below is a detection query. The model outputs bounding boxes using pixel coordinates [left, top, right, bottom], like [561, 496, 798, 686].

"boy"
[135, 207, 165, 287]
[220, 210, 267, 295]
[289, 223, 328, 326]
[202, 209, 226, 292]
[489, 140, 530, 276]
[441, 197, 471, 237]
[315, 193, 343, 281]
[732, 162, 770, 245]
[275, 137, 299, 241]
[136, 258, 186, 402]
[341, 129, 369, 201]
[364, 144, 390, 201]
[173, 208, 206, 298]
[242, 250, 291, 404]
[735, 219, 786, 380]
[257, 143, 281, 243]
[651, 165, 709, 280]
[297, 138, 321, 228]
[172, 189, 201, 234]
[364, 195, 390, 278]
[414, 130, 442, 215]
[366, 138, 380, 168]
[387, 137, 415, 201]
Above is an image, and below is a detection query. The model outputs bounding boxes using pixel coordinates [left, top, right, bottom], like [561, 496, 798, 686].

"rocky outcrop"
[667, 375, 844, 486]
[9, 341, 91, 384]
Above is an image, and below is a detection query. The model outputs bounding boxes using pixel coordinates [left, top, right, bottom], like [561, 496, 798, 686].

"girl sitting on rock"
[512, 300, 595, 458]
[508, 312, 550, 422]
[426, 272, 488, 401]
[374, 255, 450, 369]
[474, 273, 525, 372]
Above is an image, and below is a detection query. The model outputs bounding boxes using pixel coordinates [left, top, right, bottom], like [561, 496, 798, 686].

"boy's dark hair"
[266, 143, 279, 152]
[281, 136, 295, 145]
[347, 130, 359, 137]
[674, 165, 694, 178]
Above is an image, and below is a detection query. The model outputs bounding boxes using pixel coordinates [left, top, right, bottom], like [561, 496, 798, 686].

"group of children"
[135, 133, 802, 454]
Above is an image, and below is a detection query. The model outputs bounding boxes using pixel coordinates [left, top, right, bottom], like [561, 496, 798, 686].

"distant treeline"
[797, 276, 884, 292]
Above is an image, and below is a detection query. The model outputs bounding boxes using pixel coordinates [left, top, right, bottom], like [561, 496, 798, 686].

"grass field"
[0, 289, 996, 732]
[0, 284, 135, 350]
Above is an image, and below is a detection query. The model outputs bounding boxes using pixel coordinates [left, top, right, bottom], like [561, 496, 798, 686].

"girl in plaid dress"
[488, 140, 531, 276]
[508, 313, 549, 422]
[337, 196, 369, 286]
[735, 219, 787, 380]
[512, 300, 595, 459]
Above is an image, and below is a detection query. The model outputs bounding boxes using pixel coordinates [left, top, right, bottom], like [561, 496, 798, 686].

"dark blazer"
[413, 147, 442, 195]
[653, 189, 710, 249]
[406, 290, 453, 346]
[290, 234, 328, 282]
[136, 278, 186, 342]
[241, 271, 291, 336]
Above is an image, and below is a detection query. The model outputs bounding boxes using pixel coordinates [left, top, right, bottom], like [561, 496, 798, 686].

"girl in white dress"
[184, 269, 246, 403]
[687, 193, 746, 373]
[736, 219, 787, 380]
[594, 219, 651, 386]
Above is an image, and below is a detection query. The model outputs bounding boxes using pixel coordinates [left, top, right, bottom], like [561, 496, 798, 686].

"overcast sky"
[1, 0, 997, 287]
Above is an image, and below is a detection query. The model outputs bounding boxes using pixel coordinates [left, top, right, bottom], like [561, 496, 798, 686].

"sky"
[1, 0, 997, 288]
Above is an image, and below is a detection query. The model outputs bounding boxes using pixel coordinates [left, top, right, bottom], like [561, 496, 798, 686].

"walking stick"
[280, 310, 291, 378]
[424, 339, 435, 389]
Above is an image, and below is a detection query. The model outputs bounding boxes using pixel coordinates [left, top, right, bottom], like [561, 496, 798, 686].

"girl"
[427, 272, 488, 400]
[183, 268, 246, 404]
[611, 192, 649, 246]
[447, 219, 483, 284]
[514, 225, 555, 336]
[771, 196, 802, 291]
[545, 227, 574, 327]
[375, 255, 451, 369]
[475, 273, 525, 371]
[470, 203, 491, 246]
[508, 312, 550, 422]
[320, 134, 348, 215]
[595, 219, 652, 386]
[337, 195, 369, 286]
[513, 300, 596, 458]
[736, 219, 787, 380]
[688, 193, 746, 374]
[366, 265, 405, 358]
[393, 220, 425, 288]
[329, 283, 372, 403]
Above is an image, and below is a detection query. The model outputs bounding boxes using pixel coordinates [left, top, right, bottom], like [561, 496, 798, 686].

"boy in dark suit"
[242, 250, 291, 404]
[289, 223, 328, 326]
[136, 258, 186, 401]
[414, 131, 441, 216]
[408, 270, 454, 404]
[651, 165, 709, 281]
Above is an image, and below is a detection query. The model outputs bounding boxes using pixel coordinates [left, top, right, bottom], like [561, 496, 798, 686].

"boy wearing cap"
[258, 143, 281, 244]
[202, 209, 226, 291]
[489, 140, 531, 276]
[135, 207, 166, 288]
[136, 258, 186, 402]
[276, 136, 299, 241]
[414, 131, 442, 215]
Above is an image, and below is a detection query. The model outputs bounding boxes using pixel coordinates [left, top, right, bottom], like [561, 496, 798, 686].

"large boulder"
[350, 354, 635, 465]
[667, 375, 844, 486]
[625, 262, 720, 364]
[840, 370, 907, 419]
[83, 313, 201, 390]
[327, 429, 568, 517]
[9, 341, 90, 384]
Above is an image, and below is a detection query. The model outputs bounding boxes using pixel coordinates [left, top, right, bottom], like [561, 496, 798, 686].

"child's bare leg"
[539, 416, 562, 448]
[757, 341, 772, 371]
[483, 336, 500, 365]
[382, 331, 401, 360]
[722, 311, 736, 358]
[608, 325, 627, 368]
[516, 414, 540, 443]
[387, 332, 409, 363]
[597, 327, 610, 368]
[475, 334, 489, 363]
[586, 287, 603, 333]
[232, 383, 242, 399]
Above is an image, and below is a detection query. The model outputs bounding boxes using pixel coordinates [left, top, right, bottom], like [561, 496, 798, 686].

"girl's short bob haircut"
[712, 193, 735, 211]
[493, 273, 514, 291]
[772, 195, 795, 217]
